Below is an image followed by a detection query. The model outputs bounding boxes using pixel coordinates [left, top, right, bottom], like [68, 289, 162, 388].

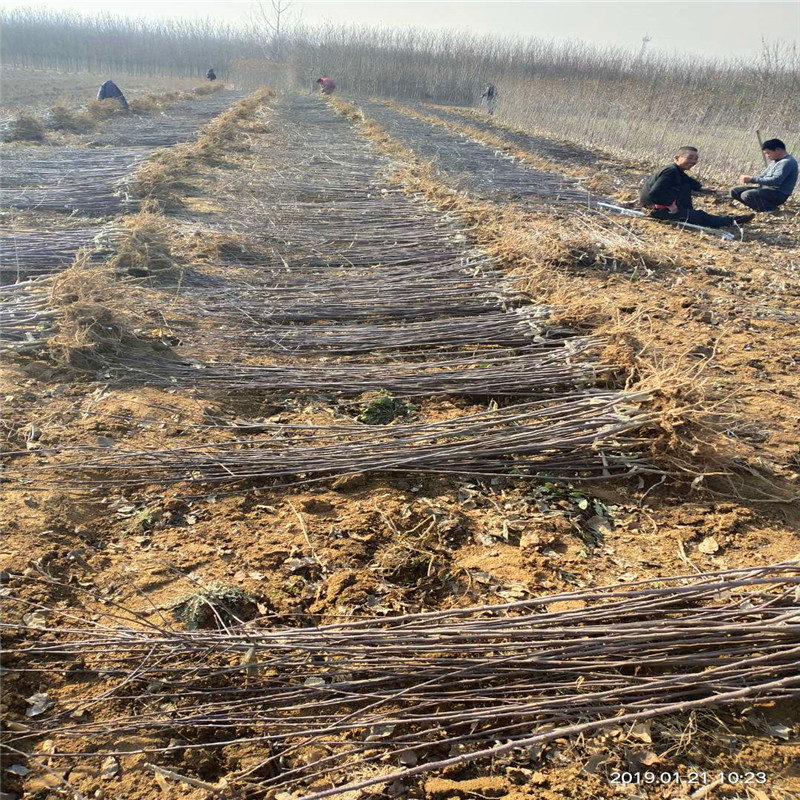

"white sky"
[2, 1, 799, 60]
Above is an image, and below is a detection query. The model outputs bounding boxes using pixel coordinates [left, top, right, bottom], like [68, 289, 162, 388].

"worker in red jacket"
[316, 77, 336, 95]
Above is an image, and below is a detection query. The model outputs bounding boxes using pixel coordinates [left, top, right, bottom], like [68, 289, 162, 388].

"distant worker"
[640, 146, 753, 229]
[731, 138, 797, 212]
[316, 77, 336, 95]
[206, 67, 217, 82]
[481, 83, 497, 115]
[97, 79, 128, 112]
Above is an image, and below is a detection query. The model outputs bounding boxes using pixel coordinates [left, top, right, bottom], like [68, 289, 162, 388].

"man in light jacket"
[731, 138, 797, 212]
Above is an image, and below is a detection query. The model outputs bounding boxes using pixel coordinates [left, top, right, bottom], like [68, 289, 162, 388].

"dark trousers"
[730, 185, 787, 212]
[650, 206, 733, 229]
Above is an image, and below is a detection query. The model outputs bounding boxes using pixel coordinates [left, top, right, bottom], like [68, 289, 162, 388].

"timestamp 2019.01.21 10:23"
[609, 770, 768, 787]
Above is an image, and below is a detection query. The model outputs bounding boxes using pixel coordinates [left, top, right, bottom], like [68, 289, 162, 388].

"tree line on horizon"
[2, 6, 797, 179]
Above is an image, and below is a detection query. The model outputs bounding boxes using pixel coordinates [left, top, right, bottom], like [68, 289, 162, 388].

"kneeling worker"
[316, 77, 336, 95]
[97, 79, 128, 111]
[641, 146, 753, 228]
[731, 138, 797, 212]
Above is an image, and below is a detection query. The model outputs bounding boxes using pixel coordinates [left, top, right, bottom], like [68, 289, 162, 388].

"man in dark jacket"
[481, 84, 497, 115]
[731, 138, 797, 212]
[641, 146, 753, 228]
[97, 79, 128, 111]
[206, 68, 217, 82]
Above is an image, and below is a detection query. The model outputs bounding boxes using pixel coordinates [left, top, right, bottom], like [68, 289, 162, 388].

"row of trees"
[0, 7, 261, 77]
[241, 21, 799, 178]
[2, 6, 797, 178]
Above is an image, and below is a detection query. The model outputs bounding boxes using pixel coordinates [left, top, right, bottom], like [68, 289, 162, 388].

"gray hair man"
[640, 146, 753, 229]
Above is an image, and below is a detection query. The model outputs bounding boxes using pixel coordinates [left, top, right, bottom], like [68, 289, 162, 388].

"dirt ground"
[0, 65, 206, 115]
[1, 86, 799, 800]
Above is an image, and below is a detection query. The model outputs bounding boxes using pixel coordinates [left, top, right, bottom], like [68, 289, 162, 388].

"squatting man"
[731, 138, 798, 212]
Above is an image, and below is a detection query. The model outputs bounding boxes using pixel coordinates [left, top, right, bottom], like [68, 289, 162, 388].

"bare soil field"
[0, 65, 206, 115]
[1, 85, 799, 800]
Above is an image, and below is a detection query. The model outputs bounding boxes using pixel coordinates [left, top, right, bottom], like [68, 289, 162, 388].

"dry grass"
[192, 84, 223, 96]
[102, 213, 178, 278]
[47, 256, 140, 369]
[432, 104, 653, 187]
[45, 88, 277, 369]
[389, 100, 560, 174]
[0, 66, 204, 114]
[130, 145, 199, 211]
[5, 83, 228, 142]
[0, 112, 45, 142]
[37, 90, 275, 365]
[129, 88, 274, 211]
[172, 228, 261, 264]
[330, 98, 672, 324]
[41, 104, 86, 132]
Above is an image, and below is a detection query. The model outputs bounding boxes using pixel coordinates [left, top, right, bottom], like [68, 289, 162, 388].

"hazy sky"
[3, 1, 799, 60]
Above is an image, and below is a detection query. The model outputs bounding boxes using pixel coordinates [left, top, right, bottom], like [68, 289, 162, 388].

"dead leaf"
[690, 777, 724, 799]
[497, 584, 531, 600]
[583, 753, 608, 774]
[23, 610, 49, 629]
[241, 646, 259, 678]
[154, 771, 170, 793]
[637, 750, 661, 766]
[629, 720, 652, 743]
[767, 722, 792, 739]
[698, 536, 720, 554]
[585, 515, 613, 536]
[146, 763, 227, 793]
[25, 774, 64, 791]
[303, 747, 327, 765]
[101, 756, 119, 779]
[25, 692, 54, 717]
[365, 723, 395, 741]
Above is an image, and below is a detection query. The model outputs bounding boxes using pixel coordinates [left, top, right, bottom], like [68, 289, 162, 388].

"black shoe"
[732, 214, 755, 225]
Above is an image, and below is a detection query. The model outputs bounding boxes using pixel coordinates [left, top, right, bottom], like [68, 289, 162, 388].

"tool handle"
[756, 130, 768, 166]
